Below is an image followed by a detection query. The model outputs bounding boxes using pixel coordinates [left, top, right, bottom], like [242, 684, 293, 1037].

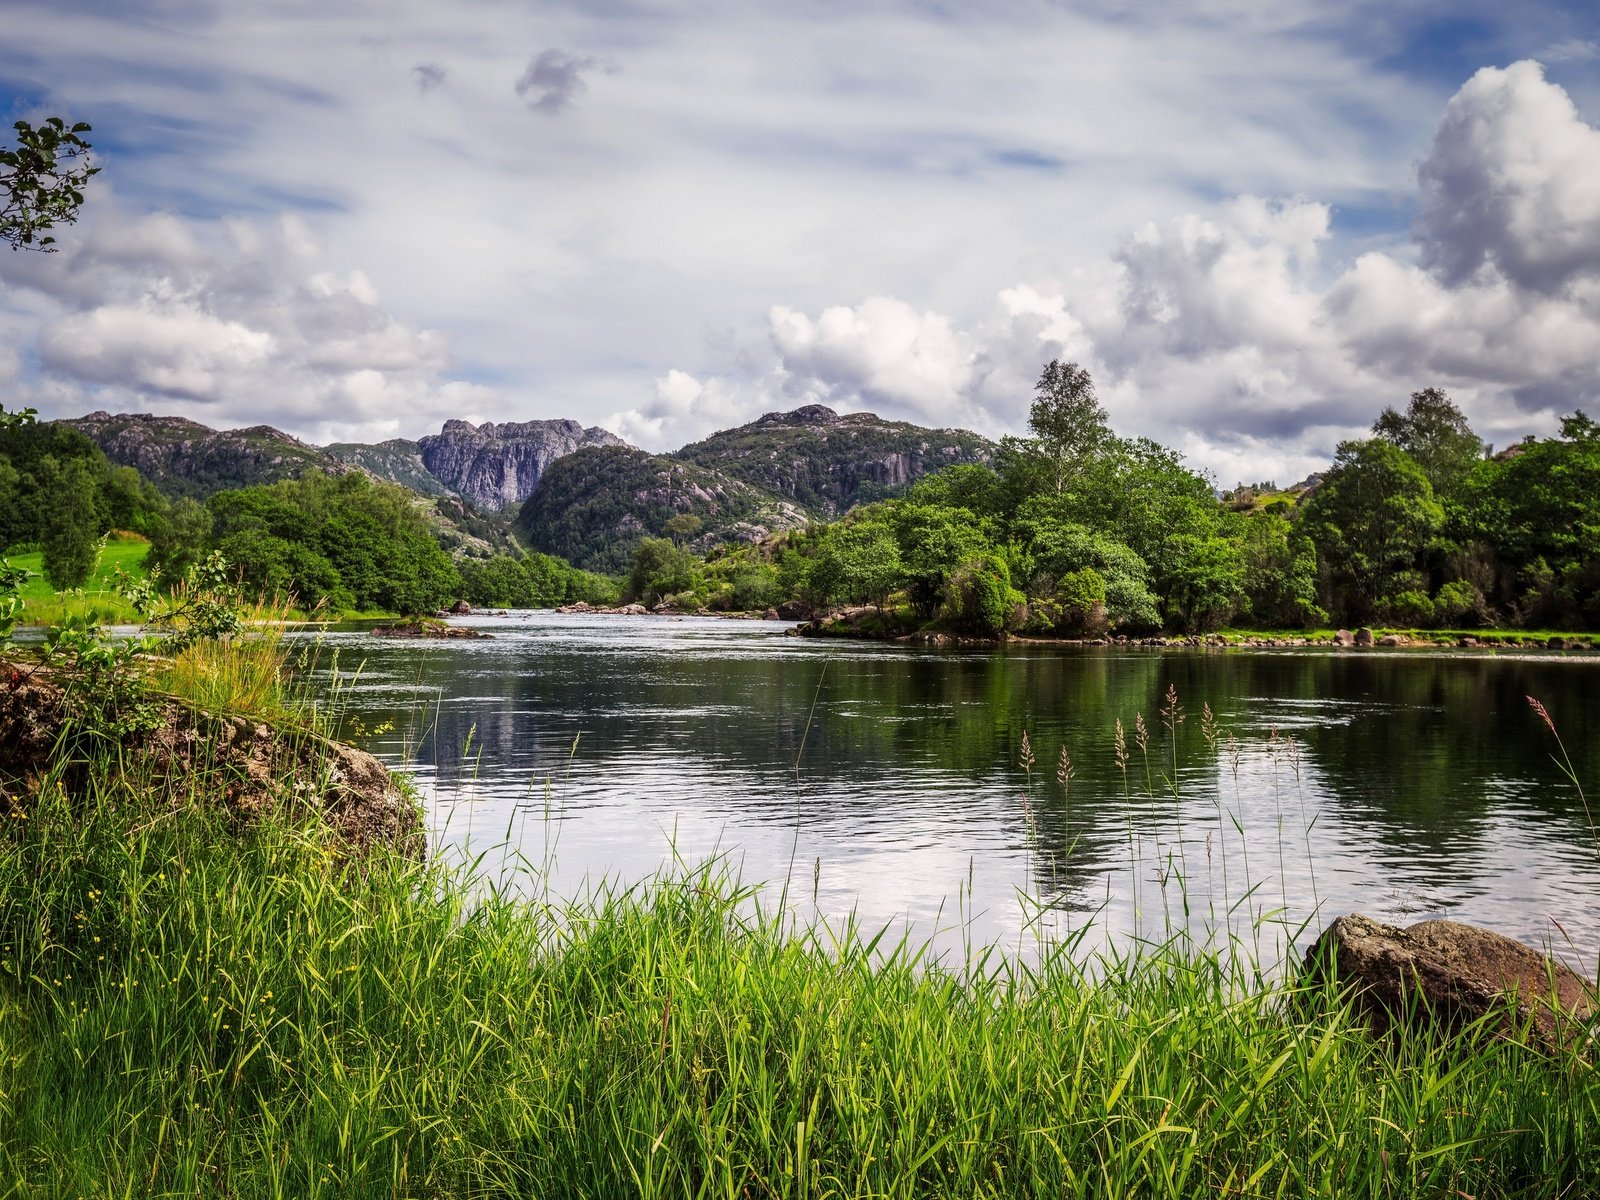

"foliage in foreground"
[0, 772, 1595, 1198]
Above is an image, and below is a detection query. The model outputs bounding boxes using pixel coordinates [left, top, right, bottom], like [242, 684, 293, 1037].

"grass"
[1, 781, 1596, 1198]
[6, 534, 151, 624]
[0, 632, 1595, 1197]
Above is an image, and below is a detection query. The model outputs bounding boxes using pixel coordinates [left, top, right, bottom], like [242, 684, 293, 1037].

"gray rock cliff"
[417, 419, 629, 511]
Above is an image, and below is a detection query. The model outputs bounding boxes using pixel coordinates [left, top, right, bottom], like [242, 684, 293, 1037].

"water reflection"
[291, 613, 1600, 968]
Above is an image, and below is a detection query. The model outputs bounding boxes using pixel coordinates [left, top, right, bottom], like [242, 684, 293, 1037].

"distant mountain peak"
[418, 418, 631, 511]
[753, 404, 845, 428]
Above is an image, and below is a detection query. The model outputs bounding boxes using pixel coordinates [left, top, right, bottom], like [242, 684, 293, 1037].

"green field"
[4, 535, 151, 623]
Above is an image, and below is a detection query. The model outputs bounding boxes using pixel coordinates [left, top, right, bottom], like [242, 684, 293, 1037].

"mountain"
[674, 404, 995, 516]
[63, 411, 345, 499]
[514, 446, 808, 574]
[59, 405, 998, 575]
[416, 419, 628, 511]
[323, 439, 451, 497]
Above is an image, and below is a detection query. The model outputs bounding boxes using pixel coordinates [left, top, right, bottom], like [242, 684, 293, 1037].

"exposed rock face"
[1304, 914, 1596, 1049]
[63, 411, 345, 499]
[418, 419, 628, 511]
[516, 446, 809, 574]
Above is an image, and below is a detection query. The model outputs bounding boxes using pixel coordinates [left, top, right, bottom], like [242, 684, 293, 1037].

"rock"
[1548, 636, 1568, 650]
[1377, 634, 1402, 647]
[372, 622, 491, 639]
[0, 666, 421, 857]
[1458, 636, 1479, 647]
[1333, 629, 1355, 646]
[1304, 914, 1596, 1050]
[417, 418, 628, 511]
[620, 603, 648, 615]
[762, 608, 780, 620]
[1354, 627, 1375, 647]
[450, 599, 472, 616]
[776, 599, 809, 621]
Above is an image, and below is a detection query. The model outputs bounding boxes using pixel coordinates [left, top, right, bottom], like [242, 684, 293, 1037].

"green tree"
[1299, 439, 1444, 622]
[625, 537, 700, 606]
[39, 456, 101, 590]
[891, 502, 991, 618]
[940, 553, 1023, 636]
[662, 513, 704, 544]
[811, 518, 902, 610]
[2, 117, 98, 251]
[1026, 360, 1112, 495]
[1371, 388, 1486, 499]
[145, 497, 213, 580]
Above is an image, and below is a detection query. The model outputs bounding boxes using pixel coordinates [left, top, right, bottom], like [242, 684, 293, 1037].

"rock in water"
[1304, 914, 1596, 1049]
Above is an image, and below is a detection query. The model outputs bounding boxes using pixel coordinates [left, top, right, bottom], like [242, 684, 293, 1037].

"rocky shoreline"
[431, 601, 1599, 652]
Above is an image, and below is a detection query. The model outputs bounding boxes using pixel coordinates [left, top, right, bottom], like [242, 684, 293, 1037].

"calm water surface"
[295, 612, 1600, 968]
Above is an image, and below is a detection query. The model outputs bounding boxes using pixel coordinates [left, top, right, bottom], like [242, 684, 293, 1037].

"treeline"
[620, 365, 1600, 635]
[197, 474, 614, 614]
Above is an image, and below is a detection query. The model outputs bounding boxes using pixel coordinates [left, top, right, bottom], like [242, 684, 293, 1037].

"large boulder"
[1333, 629, 1355, 647]
[1304, 914, 1595, 1050]
[0, 665, 422, 858]
[1354, 627, 1375, 647]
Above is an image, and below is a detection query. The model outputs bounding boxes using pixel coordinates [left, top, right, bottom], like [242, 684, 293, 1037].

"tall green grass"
[1, 747, 1595, 1197]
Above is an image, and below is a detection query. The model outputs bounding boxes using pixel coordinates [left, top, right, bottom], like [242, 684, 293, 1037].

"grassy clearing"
[5, 534, 151, 625]
[0, 751, 1595, 1197]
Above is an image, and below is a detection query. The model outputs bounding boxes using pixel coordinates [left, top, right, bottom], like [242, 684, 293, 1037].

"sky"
[1, 0, 1598, 486]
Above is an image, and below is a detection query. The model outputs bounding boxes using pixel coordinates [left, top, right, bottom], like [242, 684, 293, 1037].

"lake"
[295, 612, 1600, 969]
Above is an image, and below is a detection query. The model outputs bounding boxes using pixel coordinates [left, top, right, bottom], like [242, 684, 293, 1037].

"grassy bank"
[1, 774, 1595, 1197]
[5, 533, 151, 624]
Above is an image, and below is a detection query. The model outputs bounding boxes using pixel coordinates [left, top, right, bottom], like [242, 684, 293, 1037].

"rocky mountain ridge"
[57, 405, 997, 571]
[63, 411, 346, 500]
[417, 419, 627, 512]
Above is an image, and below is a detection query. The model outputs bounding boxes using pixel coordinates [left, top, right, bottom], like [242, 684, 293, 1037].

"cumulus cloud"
[1416, 61, 1600, 293]
[751, 63, 1600, 485]
[514, 49, 613, 115]
[0, 208, 486, 443]
[606, 369, 749, 447]
[768, 298, 979, 426]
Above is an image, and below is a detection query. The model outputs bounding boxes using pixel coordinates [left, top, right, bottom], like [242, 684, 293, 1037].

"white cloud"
[606, 369, 748, 447]
[0, 4, 1594, 480]
[768, 298, 978, 426]
[1, 208, 478, 443]
[1416, 61, 1600, 292]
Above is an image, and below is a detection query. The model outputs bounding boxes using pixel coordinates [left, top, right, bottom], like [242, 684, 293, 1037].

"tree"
[1299, 439, 1444, 622]
[1025, 360, 1113, 495]
[2, 118, 98, 251]
[662, 513, 704, 544]
[810, 517, 902, 610]
[1371, 388, 1485, 500]
[39, 456, 100, 590]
